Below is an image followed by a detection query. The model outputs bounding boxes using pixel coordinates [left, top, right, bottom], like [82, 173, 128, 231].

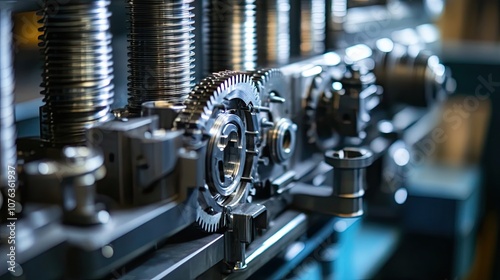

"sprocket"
[175, 71, 260, 232]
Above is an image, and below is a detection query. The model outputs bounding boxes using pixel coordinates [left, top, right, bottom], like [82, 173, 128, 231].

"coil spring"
[39, 0, 115, 146]
[126, 0, 195, 115]
[206, 0, 257, 74]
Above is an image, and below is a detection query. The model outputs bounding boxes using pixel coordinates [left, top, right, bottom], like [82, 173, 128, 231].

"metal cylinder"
[126, 0, 195, 115]
[373, 38, 454, 107]
[325, 147, 373, 217]
[0, 1, 16, 189]
[39, 0, 115, 146]
[206, 0, 257, 73]
[256, 0, 290, 66]
[300, 0, 326, 56]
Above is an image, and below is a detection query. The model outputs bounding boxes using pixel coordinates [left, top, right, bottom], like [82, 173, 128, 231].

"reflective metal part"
[224, 203, 267, 271]
[325, 147, 373, 217]
[89, 116, 184, 206]
[256, 0, 290, 66]
[326, 65, 380, 137]
[175, 71, 260, 232]
[208, 114, 246, 197]
[39, 0, 115, 146]
[126, 0, 195, 115]
[0, 1, 16, 193]
[141, 101, 185, 130]
[373, 38, 455, 107]
[1, 1, 456, 276]
[269, 118, 297, 163]
[206, 0, 257, 73]
[249, 69, 294, 164]
[23, 146, 108, 225]
[291, 147, 373, 217]
[300, 0, 326, 56]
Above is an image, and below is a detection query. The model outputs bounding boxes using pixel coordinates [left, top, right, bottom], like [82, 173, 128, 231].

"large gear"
[249, 69, 297, 188]
[175, 71, 260, 232]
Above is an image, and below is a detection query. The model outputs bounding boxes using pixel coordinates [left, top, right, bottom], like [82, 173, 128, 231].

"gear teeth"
[247, 68, 286, 106]
[174, 70, 260, 136]
[177, 70, 260, 233]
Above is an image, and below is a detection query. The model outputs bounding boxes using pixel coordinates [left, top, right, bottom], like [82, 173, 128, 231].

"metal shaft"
[126, 0, 195, 115]
[0, 1, 16, 189]
[206, 0, 257, 74]
[39, 0, 115, 146]
[256, 0, 290, 66]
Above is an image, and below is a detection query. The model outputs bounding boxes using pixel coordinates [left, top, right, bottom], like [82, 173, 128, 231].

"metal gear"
[175, 71, 260, 232]
[304, 70, 340, 151]
[249, 69, 296, 165]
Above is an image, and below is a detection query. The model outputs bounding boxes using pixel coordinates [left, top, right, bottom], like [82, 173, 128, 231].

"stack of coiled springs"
[39, 0, 115, 146]
[127, 0, 195, 115]
[0, 2, 16, 187]
[206, 0, 257, 73]
[256, 0, 290, 66]
[300, 0, 325, 55]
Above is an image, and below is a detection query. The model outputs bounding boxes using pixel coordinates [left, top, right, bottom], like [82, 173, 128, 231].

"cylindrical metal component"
[0, 1, 16, 189]
[127, 0, 195, 115]
[23, 146, 109, 225]
[300, 0, 326, 56]
[269, 118, 296, 163]
[256, 0, 290, 66]
[325, 147, 373, 217]
[373, 38, 454, 107]
[206, 0, 257, 73]
[39, 0, 115, 146]
[141, 101, 185, 130]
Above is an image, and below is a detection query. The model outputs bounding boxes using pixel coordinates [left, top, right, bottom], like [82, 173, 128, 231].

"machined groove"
[39, 0, 115, 146]
[127, 0, 195, 115]
[206, 0, 257, 74]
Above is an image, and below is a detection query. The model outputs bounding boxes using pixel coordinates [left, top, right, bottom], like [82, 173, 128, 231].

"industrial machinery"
[0, 0, 453, 279]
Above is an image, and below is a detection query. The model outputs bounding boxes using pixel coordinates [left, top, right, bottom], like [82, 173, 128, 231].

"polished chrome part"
[248, 69, 296, 196]
[126, 0, 195, 115]
[0, 1, 16, 190]
[175, 71, 260, 232]
[325, 147, 373, 217]
[206, 0, 257, 73]
[39, 0, 115, 146]
[208, 114, 246, 197]
[249, 69, 295, 163]
[269, 118, 297, 163]
[291, 147, 373, 217]
[256, 0, 290, 66]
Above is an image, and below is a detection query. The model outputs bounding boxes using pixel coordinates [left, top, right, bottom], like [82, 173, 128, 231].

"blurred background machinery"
[0, 0, 498, 279]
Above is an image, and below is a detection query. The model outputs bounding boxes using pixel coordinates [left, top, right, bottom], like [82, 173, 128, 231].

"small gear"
[304, 70, 340, 151]
[175, 71, 260, 232]
[248, 69, 297, 191]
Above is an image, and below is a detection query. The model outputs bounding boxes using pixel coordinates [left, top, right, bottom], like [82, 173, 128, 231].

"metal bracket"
[224, 203, 267, 271]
